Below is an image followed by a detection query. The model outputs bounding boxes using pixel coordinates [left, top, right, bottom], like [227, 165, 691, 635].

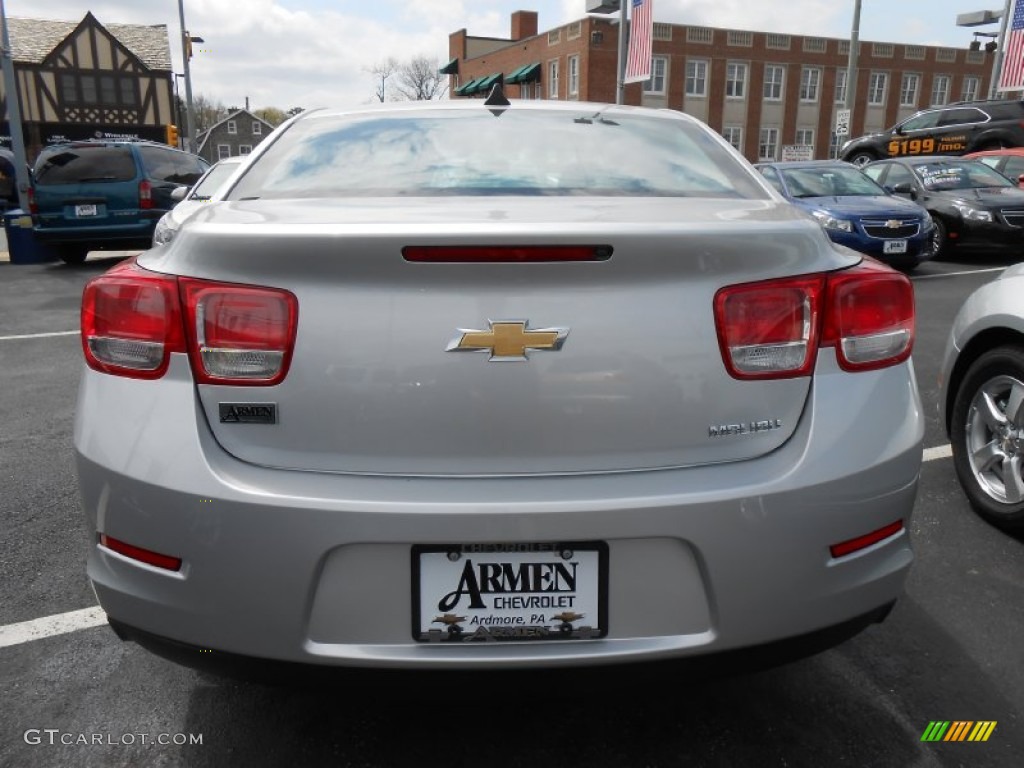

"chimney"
[510, 10, 538, 41]
[245, 96, 250, 110]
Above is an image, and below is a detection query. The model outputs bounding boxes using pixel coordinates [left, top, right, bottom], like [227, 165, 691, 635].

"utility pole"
[615, 0, 628, 104]
[844, 0, 862, 131]
[177, 0, 197, 153]
[1, 0, 30, 211]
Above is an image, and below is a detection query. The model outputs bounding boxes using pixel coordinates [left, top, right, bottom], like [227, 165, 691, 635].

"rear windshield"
[228, 108, 768, 200]
[33, 146, 135, 185]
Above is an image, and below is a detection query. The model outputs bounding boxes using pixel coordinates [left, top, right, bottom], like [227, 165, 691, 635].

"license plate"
[412, 542, 608, 643]
[75, 204, 98, 217]
[883, 239, 908, 254]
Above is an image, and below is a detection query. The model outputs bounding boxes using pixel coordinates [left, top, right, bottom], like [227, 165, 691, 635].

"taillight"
[179, 279, 298, 385]
[81, 263, 298, 385]
[100, 534, 182, 571]
[139, 179, 153, 209]
[714, 275, 824, 379]
[714, 261, 914, 379]
[28, 186, 37, 215]
[81, 261, 185, 379]
[821, 260, 915, 371]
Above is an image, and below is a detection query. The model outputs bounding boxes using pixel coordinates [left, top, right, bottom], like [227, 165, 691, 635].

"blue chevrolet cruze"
[755, 159, 934, 271]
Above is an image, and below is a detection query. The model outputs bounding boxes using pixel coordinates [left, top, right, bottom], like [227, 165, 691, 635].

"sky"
[3, 0, 1010, 112]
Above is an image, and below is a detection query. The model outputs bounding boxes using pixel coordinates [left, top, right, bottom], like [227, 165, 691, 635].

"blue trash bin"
[3, 209, 59, 264]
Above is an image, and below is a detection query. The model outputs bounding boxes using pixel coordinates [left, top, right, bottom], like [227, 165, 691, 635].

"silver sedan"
[75, 94, 923, 677]
[939, 262, 1024, 532]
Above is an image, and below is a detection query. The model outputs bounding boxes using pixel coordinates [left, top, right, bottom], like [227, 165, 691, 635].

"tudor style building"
[1, 12, 175, 160]
[447, 11, 995, 163]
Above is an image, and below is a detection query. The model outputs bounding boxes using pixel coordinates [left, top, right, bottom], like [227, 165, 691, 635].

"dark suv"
[839, 99, 1024, 168]
[31, 140, 209, 264]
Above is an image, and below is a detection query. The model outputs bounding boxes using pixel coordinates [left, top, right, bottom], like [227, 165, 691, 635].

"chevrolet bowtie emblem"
[885, 219, 902, 228]
[447, 320, 569, 361]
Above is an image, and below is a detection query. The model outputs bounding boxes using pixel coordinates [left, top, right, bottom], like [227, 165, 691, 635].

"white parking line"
[0, 606, 107, 649]
[0, 442, 959, 650]
[0, 330, 79, 341]
[911, 267, 1007, 280]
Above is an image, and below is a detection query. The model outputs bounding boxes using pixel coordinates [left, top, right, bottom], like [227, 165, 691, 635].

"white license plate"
[413, 542, 607, 643]
[75, 204, 98, 217]
[883, 239, 908, 254]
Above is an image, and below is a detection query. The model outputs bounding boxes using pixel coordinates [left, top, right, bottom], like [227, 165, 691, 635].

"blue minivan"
[754, 159, 934, 270]
[31, 140, 208, 264]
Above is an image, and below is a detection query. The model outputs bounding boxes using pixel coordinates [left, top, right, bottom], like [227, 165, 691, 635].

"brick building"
[446, 10, 994, 162]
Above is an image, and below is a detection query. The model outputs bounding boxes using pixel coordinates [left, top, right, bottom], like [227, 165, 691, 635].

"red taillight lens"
[714, 261, 914, 380]
[403, 245, 612, 262]
[28, 187, 37, 215]
[829, 520, 904, 559]
[100, 534, 182, 571]
[714, 276, 824, 379]
[822, 261, 914, 371]
[81, 261, 185, 379]
[179, 279, 298, 385]
[139, 179, 153, 209]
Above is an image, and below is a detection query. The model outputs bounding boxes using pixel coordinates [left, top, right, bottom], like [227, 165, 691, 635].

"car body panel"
[939, 262, 1024, 433]
[151, 156, 246, 246]
[75, 99, 923, 671]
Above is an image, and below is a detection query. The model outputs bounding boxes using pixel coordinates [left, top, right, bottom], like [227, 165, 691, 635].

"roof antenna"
[483, 82, 510, 116]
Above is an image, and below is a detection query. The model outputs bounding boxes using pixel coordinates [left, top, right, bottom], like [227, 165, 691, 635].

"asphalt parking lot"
[1, 252, 1023, 768]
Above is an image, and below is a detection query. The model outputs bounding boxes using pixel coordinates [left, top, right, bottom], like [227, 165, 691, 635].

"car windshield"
[780, 166, 887, 198]
[228, 107, 769, 199]
[913, 161, 1015, 191]
[189, 161, 241, 201]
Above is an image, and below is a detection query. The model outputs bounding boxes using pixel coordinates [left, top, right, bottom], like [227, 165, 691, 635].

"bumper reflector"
[100, 534, 182, 571]
[829, 520, 904, 559]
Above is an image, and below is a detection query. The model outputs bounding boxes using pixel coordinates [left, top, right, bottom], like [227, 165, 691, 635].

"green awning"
[455, 77, 482, 96]
[474, 72, 503, 95]
[439, 57, 458, 75]
[506, 62, 540, 84]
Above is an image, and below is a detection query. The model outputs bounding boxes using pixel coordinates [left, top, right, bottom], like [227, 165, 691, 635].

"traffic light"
[166, 124, 179, 147]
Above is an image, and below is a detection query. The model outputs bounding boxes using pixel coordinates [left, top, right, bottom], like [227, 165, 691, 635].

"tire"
[950, 345, 1024, 532]
[929, 217, 951, 260]
[846, 151, 876, 168]
[57, 244, 89, 265]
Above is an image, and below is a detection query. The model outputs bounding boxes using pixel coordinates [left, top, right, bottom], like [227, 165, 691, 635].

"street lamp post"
[177, 0, 201, 153]
[990, 0, 1013, 97]
[844, 0, 862, 129]
[1, 0, 30, 211]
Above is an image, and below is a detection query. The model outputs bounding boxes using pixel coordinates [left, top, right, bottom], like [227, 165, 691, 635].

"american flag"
[623, 0, 654, 84]
[999, 0, 1024, 91]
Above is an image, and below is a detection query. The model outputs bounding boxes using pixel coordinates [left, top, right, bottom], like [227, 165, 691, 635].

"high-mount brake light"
[403, 245, 613, 263]
[714, 261, 914, 380]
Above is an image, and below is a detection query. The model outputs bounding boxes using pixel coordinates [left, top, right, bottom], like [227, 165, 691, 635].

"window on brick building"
[726, 62, 747, 99]
[763, 65, 784, 101]
[686, 60, 708, 97]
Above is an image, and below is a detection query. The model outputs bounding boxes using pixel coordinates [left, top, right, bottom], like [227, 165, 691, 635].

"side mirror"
[891, 182, 913, 196]
[170, 185, 188, 203]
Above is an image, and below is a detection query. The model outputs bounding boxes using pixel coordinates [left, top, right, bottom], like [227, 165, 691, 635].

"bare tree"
[393, 56, 446, 101]
[191, 94, 228, 134]
[366, 58, 398, 102]
[286, 106, 305, 118]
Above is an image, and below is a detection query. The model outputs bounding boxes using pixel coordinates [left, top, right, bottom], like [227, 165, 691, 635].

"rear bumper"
[75, 353, 923, 670]
[951, 219, 1024, 250]
[34, 219, 159, 248]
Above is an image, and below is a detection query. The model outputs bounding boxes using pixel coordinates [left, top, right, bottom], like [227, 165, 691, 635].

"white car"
[151, 156, 245, 246]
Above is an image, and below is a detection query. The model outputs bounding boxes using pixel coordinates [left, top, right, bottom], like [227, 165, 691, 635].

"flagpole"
[990, 0, 1013, 97]
[615, 0, 627, 104]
